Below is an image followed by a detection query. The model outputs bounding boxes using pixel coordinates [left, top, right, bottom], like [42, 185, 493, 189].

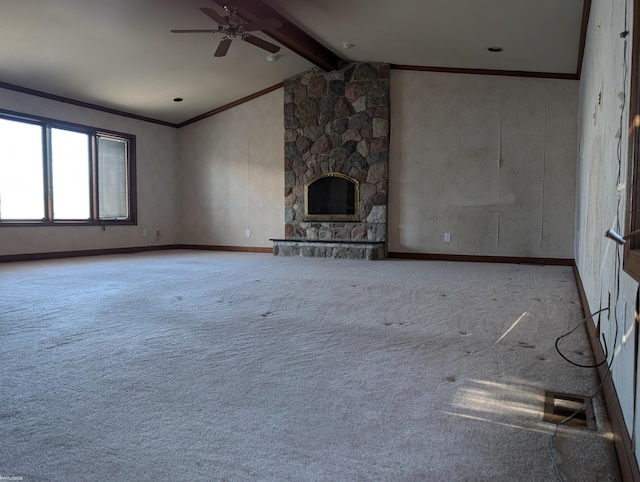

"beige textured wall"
[179, 88, 284, 247]
[576, 0, 639, 445]
[0, 88, 180, 256]
[389, 70, 578, 258]
[1, 70, 578, 260]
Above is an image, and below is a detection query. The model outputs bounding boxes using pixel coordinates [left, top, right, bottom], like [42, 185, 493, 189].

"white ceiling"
[0, 0, 587, 126]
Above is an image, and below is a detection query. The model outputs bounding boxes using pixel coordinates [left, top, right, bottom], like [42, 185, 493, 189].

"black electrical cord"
[554, 307, 609, 368]
[550, 283, 621, 480]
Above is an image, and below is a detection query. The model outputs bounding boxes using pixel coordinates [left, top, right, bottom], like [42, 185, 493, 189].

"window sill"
[0, 220, 136, 227]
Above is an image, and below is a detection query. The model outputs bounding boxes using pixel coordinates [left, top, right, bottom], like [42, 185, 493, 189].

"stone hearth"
[279, 61, 390, 259]
[271, 239, 385, 260]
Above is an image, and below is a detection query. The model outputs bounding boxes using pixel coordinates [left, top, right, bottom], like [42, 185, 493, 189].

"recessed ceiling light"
[487, 47, 503, 52]
[173, 97, 184, 102]
[266, 54, 279, 62]
[340, 41, 356, 49]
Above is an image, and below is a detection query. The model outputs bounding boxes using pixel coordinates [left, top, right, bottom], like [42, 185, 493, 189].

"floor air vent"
[543, 391, 596, 430]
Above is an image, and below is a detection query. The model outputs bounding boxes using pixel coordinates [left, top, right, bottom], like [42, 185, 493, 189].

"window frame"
[0, 109, 137, 227]
[625, 0, 640, 279]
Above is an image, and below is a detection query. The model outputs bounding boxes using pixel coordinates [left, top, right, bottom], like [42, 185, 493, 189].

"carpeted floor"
[0, 251, 620, 480]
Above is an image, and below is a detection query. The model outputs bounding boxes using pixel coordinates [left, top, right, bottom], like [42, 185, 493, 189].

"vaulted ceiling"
[0, 0, 588, 126]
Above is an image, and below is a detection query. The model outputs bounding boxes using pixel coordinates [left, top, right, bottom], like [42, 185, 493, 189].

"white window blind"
[98, 136, 128, 220]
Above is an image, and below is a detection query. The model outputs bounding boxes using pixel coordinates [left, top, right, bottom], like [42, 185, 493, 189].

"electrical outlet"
[444, 232, 451, 243]
[246, 229, 251, 237]
[142, 229, 147, 237]
[155, 230, 161, 238]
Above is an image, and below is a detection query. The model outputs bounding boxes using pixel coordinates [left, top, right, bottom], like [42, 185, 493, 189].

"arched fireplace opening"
[304, 173, 359, 221]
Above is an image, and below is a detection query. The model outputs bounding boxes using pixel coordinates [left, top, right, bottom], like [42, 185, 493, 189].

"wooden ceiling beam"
[211, 0, 342, 71]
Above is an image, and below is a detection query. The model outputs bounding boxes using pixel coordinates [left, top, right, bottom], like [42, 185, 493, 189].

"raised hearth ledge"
[270, 239, 386, 260]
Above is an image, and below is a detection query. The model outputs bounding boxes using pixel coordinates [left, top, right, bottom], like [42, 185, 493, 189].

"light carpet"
[0, 251, 620, 480]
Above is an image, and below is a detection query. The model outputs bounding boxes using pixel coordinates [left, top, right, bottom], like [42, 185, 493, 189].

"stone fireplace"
[272, 61, 390, 260]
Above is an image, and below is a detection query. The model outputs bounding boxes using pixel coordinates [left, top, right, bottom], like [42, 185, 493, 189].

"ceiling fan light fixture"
[172, 6, 282, 58]
[340, 41, 356, 49]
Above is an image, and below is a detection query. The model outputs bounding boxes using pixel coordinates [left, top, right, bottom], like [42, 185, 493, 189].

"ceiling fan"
[171, 5, 282, 57]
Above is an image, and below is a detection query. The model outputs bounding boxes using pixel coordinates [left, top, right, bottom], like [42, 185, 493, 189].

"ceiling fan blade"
[214, 37, 232, 57]
[171, 29, 216, 33]
[242, 34, 280, 54]
[243, 18, 282, 32]
[200, 7, 227, 25]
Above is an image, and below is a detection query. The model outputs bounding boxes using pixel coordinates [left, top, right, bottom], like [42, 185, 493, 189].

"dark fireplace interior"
[305, 173, 359, 221]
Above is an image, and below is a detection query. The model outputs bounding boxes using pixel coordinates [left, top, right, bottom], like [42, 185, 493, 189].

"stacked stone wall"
[283, 62, 390, 245]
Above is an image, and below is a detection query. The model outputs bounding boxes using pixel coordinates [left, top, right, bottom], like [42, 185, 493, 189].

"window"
[0, 110, 136, 225]
[626, 0, 640, 280]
